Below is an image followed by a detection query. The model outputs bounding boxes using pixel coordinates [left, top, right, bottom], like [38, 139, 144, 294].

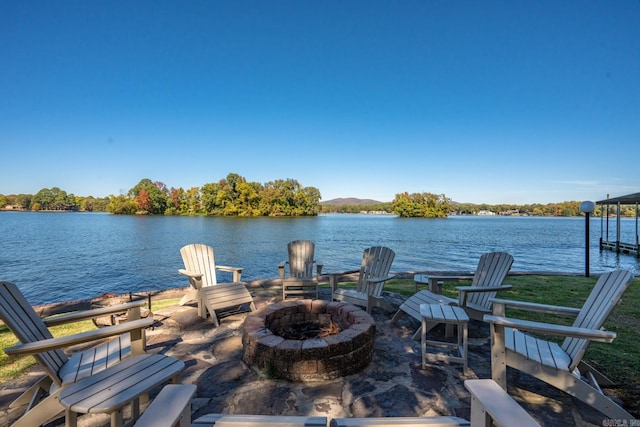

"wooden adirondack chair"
[484, 269, 635, 420]
[178, 244, 255, 324]
[392, 252, 513, 339]
[139, 379, 541, 427]
[330, 246, 395, 314]
[0, 281, 155, 427]
[278, 240, 323, 300]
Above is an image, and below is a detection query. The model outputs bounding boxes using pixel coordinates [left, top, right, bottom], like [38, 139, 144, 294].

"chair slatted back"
[287, 240, 316, 278]
[180, 244, 218, 287]
[562, 269, 634, 371]
[0, 281, 68, 386]
[468, 252, 514, 310]
[357, 246, 395, 297]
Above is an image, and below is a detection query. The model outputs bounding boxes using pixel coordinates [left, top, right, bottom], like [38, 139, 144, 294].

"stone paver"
[0, 287, 623, 426]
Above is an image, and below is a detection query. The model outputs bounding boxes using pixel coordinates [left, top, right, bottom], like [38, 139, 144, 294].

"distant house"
[476, 210, 496, 216]
[1, 205, 26, 211]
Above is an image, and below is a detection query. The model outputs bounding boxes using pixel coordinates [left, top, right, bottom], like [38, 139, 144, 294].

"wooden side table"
[59, 353, 184, 427]
[420, 303, 469, 374]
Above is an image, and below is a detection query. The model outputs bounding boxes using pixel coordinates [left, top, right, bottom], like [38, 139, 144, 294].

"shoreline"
[27, 270, 586, 318]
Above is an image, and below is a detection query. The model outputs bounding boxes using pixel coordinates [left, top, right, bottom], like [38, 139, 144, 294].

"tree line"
[0, 173, 322, 217]
[0, 187, 110, 212]
[321, 196, 638, 218]
[1, 181, 636, 218]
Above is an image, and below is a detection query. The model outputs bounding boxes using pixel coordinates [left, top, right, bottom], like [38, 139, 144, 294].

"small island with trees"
[0, 172, 632, 218]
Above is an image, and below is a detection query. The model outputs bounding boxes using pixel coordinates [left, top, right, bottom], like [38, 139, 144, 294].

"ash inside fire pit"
[242, 299, 376, 381]
[272, 313, 343, 340]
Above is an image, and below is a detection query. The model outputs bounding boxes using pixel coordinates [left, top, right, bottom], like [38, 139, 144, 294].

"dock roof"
[596, 192, 640, 204]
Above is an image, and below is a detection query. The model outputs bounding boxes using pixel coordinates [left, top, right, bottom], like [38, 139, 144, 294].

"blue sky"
[1, 1, 638, 204]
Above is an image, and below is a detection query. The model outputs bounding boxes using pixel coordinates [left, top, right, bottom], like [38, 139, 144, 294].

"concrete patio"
[0, 285, 626, 427]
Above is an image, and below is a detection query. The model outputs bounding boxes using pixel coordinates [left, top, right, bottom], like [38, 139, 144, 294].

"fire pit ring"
[242, 299, 376, 381]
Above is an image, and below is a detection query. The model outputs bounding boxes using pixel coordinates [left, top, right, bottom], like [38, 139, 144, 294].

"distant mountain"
[321, 197, 385, 205]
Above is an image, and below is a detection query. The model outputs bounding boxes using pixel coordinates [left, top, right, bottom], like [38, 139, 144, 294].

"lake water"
[1, 211, 638, 305]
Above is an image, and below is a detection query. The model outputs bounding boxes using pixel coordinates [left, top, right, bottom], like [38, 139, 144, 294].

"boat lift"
[596, 192, 640, 257]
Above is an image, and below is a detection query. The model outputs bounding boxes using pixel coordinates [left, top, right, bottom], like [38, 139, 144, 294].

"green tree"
[14, 194, 32, 210]
[75, 196, 108, 212]
[236, 181, 263, 216]
[184, 186, 202, 215]
[297, 186, 321, 215]
[392, 192, 450, 218]
[106, 194, 138, 214]
[201, 182, 221, 215]
[33, 188, 55, 210]
[32, 187, 76, 210]
[52, 187, 74, 210]
[263, 179, 299, 216]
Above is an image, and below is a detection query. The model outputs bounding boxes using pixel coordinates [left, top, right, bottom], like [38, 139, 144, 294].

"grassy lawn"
[1, 277, 639, 410]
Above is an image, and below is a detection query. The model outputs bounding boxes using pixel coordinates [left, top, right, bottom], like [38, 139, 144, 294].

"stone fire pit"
[242, 299, 376, 381]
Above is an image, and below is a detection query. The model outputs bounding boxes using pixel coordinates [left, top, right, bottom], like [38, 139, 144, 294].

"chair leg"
[489, 323, 508, 390]
[578, 360, 616, 387]
[371, 296, 394, 313]
[179, 288, 198, 306]
[390, 309, 405, 324]
[9, 376, 51, 410]
[11, 390, 65, 427]
[533, 363, 633, 420]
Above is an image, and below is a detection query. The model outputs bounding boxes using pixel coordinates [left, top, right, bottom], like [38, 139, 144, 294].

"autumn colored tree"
[128, 178, 168, 214]
[136, 188, 152, 213]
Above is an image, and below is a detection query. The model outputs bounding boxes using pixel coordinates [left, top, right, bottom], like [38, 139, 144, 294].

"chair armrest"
[215, 265, 243, 273]
[42, 300, 146, 327]
[457, 285, 512, 306]
[135, 384, 196, 427]
[328, 270, 360, 291]
[422, 274, 474, 293]
[178, 268, 203, 279]
[483, 314, 616, 343]
[456, 285, 512, 293]
[328, 269, 359, 276]
[427, 274, 474, 281]
[489, 298, 581, 316]
[278, 261, 288, 279]
[4, 318, 155, 356]
[215, 265, 243, 282]
[464, 379, 540, 427]
[365, 275, 395, 284]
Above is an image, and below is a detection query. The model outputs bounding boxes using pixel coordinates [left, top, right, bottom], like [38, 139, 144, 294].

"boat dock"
[596, 192, 640, 257]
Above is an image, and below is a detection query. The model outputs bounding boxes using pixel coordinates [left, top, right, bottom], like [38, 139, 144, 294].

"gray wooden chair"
[178, 243, 255, 325]
[278, 240, 323, 300]
[0, 281, 155, 427]
[392, 252, 513, 339]
[330, 246, 395, 314]
[484, 269, 635, 420]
